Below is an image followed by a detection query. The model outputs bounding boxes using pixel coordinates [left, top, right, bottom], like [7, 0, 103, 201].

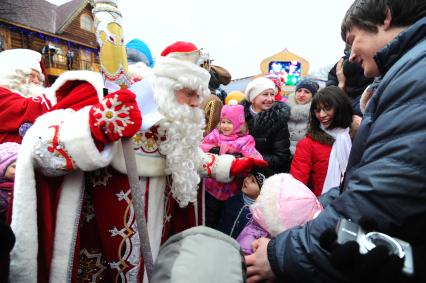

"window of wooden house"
[80, 14, 93, 32]
[0, 35, 5, 52]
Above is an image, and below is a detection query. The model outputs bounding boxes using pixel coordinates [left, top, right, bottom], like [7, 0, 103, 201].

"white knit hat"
[0, 49, 42, 74]
[244, 77, 275, 102]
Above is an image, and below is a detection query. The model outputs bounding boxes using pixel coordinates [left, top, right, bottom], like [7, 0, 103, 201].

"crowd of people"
[0, 0, 425, 282]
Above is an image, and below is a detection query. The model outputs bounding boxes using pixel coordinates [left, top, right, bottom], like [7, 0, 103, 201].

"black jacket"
[241, 100, 291, 173]
[327, 55, 374, 116]
[267, 16, 426, 282]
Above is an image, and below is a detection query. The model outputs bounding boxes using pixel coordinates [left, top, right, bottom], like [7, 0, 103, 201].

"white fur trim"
[146, 176, 166, 261]
[60, 107, 114, 171]
[44, 70, 104, 106]
[110, 141, 167, 177]
[153, 56, 210, 91]
[252, 174, 284, 237]
[9, 124, 39, 282]
[0, 49, 42, 74]
[50, 171, 85, 282]
[204, 150, 234, 182]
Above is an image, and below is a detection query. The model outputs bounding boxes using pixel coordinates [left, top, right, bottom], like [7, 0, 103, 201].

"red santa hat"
[153, 41, 210, 92]
[0, 49, 42, 74]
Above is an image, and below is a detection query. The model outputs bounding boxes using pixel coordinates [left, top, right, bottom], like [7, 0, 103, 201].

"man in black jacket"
[246, 1, 426, 282]
[326, 47, 373, 116]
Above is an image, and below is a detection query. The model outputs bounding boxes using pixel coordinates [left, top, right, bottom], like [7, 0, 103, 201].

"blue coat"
[217, 194, 251, 239]
[267, 17, 426, 282]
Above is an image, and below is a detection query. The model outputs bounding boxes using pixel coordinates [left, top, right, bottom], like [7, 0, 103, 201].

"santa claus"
[0, 48, 107, 144]
[9, 42, 265, 282]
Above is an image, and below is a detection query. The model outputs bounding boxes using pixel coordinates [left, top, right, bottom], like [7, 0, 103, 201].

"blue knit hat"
[126, 39, 154, 67]
[295, 78, 319, 96]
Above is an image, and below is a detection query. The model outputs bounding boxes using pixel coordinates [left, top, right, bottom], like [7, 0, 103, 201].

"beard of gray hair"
[154, 77, 206, 207]
[0, 69, 45, 98]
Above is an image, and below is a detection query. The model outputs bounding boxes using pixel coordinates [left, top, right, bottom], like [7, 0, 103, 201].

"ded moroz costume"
[9, 41, 264, 282]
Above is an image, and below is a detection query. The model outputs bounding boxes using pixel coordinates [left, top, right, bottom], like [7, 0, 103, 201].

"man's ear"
[383, 7, 393, 30]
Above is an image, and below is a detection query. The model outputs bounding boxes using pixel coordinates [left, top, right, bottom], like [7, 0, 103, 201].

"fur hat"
[153, 41, 210, 96]
[0, 142, 20, 177]
[245, 77, 275, 102]
[250, 173, 323, 237]
[295, 78, 319, 96]
[220, 104, 245, 135]
[0, 49, 42, 75]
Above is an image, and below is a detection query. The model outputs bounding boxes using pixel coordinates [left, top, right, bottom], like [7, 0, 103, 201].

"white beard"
[154, 77, 206, 207]
[128, 62, 153, 82]
[17, 82, 46, 98]
[0, 69, 46, 98]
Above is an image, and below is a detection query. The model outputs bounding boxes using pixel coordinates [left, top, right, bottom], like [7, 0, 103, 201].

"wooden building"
[0, 0, 100, 85]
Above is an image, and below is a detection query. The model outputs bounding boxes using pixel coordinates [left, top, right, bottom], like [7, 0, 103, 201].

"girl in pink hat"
[201, 104, 263, 227]
[236, 173, 323, 255]
[0, 142, 20, 223]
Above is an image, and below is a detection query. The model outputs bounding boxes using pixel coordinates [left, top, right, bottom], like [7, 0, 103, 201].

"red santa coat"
[0, 71, 105, 144]
[0, 87, 50, 143]
[9, 98, 234, 282]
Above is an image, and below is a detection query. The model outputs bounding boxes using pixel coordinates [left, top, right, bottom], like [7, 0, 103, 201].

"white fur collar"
[287, 93, 311, 122]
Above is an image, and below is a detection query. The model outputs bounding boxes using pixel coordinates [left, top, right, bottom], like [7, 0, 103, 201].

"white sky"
[48, 0, 353, 79]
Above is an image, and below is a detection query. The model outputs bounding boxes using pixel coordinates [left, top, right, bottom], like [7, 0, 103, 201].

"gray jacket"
[267, 16, 426, 282]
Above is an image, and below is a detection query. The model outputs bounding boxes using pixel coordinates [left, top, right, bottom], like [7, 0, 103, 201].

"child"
[217, 166, 274, 238]
[200, 104, 263, 228]
[0, 142, 20, 223]
[237, 173, 323, 255]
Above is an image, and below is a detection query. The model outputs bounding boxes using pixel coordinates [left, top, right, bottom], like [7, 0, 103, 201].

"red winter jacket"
[290, 133, 333, 196]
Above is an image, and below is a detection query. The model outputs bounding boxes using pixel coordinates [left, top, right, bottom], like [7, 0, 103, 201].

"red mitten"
[89, 89, 142, 144]
[230, 157, 268, 176]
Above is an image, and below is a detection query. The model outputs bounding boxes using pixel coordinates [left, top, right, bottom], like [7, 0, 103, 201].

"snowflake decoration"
[80, 193, 95, 226]
[89, 167, 112, 188]
[78, 248, 107, 282]
[92, 94, 132, 136]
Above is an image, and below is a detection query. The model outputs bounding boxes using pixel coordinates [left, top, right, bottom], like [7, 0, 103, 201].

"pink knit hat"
[220, 104, 246, 135]
[250, 173, 323, 237]
[0, 142, 20, 177]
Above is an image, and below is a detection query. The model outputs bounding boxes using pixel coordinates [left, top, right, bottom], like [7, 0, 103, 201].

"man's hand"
[89, 89, 142, 144]
[230, 157, 268, 176]
[336, 58, 346, 91]
[319, 218, 407, 283]
[245, 238, 276, 283]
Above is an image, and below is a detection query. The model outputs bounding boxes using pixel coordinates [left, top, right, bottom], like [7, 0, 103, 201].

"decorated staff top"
[92, 0, 130, 87]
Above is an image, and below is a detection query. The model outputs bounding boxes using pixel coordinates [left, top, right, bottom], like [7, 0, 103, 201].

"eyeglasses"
[314, 106, 333, 113]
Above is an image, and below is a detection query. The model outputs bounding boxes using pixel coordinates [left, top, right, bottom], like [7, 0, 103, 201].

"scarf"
[321, 126, 352, 194]
[242, 193, 256, 206]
